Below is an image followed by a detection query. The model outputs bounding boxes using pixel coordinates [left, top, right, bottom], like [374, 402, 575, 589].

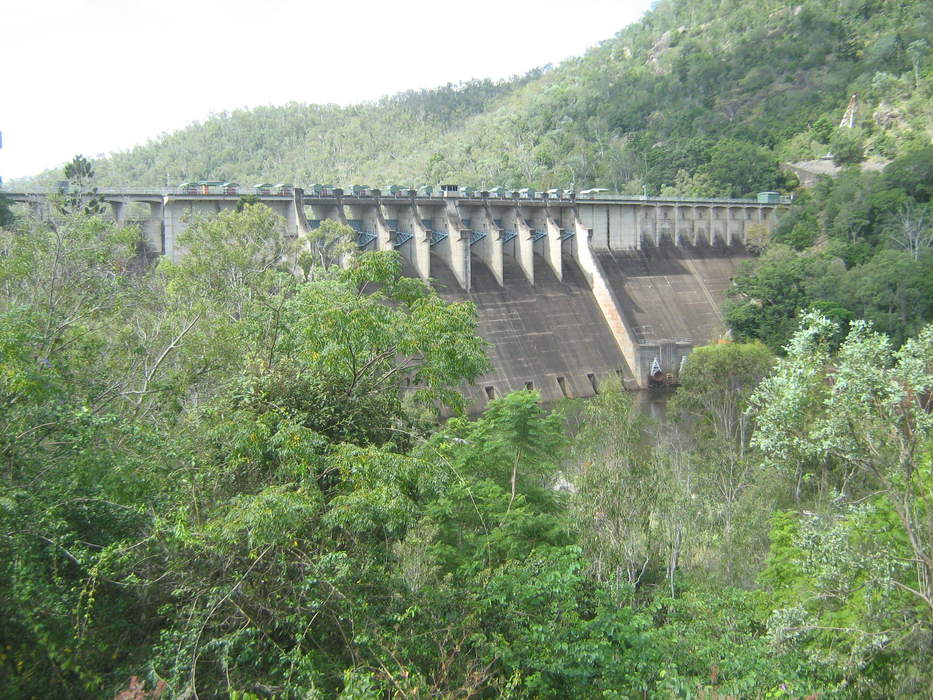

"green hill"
[16, 0, 932, 197]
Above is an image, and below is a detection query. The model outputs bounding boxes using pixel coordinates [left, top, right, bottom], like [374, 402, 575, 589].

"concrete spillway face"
[594, 245, 752, 351]
[429, 250, 632, 412]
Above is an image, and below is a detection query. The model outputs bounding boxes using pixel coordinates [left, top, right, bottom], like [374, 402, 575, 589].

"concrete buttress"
[542, 205, 563, 282]
[570, 207, 645, 385]
[443, 198, 470, 290]
[472, 199, 504, 287]
[409, 193, 431, 281]
[513, 209, 537, 285]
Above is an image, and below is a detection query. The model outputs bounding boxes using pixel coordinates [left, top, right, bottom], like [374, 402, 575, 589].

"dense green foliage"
[753, 313, 933, 696]
[1, 204, 929, 697]
[13, 0, 931, 198]
[724, 145, 932, 351]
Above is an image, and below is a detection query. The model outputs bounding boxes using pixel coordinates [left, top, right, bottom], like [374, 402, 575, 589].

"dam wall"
[6, 187, 780, 403]
[594, 246, 752, 385]
[428, 252, 632, 407]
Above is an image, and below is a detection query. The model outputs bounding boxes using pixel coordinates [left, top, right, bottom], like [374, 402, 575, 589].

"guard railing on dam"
[5, 186, 786, 206]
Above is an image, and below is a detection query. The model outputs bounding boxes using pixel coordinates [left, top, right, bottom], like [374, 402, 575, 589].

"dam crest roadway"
[6, 186, 787, 405]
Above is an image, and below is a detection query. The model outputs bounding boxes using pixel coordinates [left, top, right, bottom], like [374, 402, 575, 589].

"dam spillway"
[429, 253, 630, 406]
[595, 246, 752, 381]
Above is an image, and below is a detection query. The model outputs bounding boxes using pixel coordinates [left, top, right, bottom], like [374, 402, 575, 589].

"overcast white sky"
[1, 0, 653, 181]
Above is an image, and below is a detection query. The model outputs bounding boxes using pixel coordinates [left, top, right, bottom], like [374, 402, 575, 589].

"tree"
[887, 201, 932, 261]
[464, 390, 565, 511]
[162, 203, 297, 310]
[117, 250, 489, 697]
[60, 154, 105, 215]
[568, 379, 664, 594]
[812, 116, 834, 144]
[281, 251, 489, 434]
[906, 39, 928, 89]
[150, 203, 303, 404]
[0, 201, 493, 697]
[724, 245, 844, 352]
[652, 426, 697, 598]
[659, 168, 719, 198]
[672, 341, 774, 461]
[670, 342, 774, 578]
[751, 314, 933, 694]
[884, 144, 933, 202]
[63, 154, 95, 187]
[841, 248, 932, 347]
[0, 213, 140, 373]
[297, 219, 357, 280]
[830, 128, 865, 166]
[0, 212, 169, 698]
[744, 222, 771, 254]
[702, 139, 781, 198]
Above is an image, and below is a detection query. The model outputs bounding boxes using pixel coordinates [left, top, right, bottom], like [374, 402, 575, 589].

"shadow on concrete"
[429, 252, 631, 410]
[596, 245, 751, 345]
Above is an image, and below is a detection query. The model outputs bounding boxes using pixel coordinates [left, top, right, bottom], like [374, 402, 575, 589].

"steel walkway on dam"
[595, 246, 751, 346]
[426, 253, 631, 408]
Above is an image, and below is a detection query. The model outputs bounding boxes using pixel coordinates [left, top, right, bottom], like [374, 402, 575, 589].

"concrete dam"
[434, 246, 753, 406]
[7, 186, 783, 405]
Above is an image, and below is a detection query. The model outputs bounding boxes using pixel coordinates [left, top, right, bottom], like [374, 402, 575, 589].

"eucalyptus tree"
[297, 219, 357, 281]
[567, 378, 664, 595]
[752, 313, 933, 695]
[669, 342, 774, 581]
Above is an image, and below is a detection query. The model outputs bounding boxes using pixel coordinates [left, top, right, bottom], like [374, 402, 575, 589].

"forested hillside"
[15, 0, 932, 196]
[724, 143, 932, 350]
